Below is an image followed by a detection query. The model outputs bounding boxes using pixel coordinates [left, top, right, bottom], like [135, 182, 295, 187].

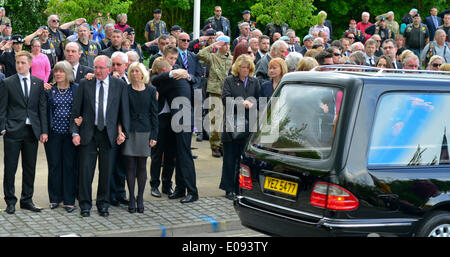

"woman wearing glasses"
[426, 55, 445, 71]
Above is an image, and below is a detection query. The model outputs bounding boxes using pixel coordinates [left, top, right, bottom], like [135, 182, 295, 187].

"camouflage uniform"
[197, 44, 233, 154]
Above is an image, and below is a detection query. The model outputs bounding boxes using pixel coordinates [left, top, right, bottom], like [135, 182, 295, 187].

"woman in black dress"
[121, 62, 158, 213]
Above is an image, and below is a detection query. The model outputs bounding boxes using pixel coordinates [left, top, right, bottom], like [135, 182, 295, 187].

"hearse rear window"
[252, 84, 342, 159]
[368, 93, 450, 167]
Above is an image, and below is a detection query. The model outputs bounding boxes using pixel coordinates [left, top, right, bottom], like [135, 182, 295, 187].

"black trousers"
[150, 113, 175, 189]
[44, 132, 77, 205]
[78, 128, 113, 211]
[109, 143, 127, 201]
[219, 140, 246, 194]
[3, 125, 38, 206]
[173, 131, 198, 196]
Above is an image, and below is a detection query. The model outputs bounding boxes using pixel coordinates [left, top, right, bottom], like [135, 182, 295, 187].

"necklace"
[57, 87, 69, 94]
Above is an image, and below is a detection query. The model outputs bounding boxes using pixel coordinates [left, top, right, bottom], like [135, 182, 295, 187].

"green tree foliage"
[45, 0, 132, 24]
[2, 0, 48, 36]
[250, 0, 317, 31]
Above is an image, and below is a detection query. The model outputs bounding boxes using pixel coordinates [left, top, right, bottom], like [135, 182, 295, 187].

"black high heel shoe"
[128, 207, 136, 213]
[136, 195, 144, 213]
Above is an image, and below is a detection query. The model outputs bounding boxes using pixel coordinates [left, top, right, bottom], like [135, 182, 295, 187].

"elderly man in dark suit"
[0, 51, 48, 214]
[70, 55, 130, 217]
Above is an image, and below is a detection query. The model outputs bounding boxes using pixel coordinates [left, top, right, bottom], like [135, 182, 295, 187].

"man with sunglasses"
[47, 14, 85, 61]
[176, 32, 202, 90]
[124, 27, 144, 63]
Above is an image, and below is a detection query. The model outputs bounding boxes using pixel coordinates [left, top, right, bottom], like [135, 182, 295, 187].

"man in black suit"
[382, 39, 402, 69]
[99, 29, 125, 58]
[70, 55, 130, 217]
[0, 51, 48, 214]
[425, 7, 443, 41]
[176, 32, 202, 90]
[151, 56, 199, 204]
[64, 42, 93, 83]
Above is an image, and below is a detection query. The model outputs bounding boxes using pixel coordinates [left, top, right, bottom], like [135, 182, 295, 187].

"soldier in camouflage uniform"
[197, 36, 233, 157]
[204, 6, 231, 37]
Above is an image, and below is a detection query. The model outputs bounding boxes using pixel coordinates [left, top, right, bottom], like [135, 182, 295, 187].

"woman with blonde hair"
[260, 57, 288, 98]
[220, 54, 260, 200]
[121, 62, 158, 213]
[426, 55, 444, 71]
[297, 56, 319, 71]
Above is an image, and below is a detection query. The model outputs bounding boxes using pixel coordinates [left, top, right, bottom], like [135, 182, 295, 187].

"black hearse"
[234, 67, 450, 237]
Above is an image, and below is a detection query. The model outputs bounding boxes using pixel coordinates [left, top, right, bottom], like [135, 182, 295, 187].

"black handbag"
[229, 115, 249, 141]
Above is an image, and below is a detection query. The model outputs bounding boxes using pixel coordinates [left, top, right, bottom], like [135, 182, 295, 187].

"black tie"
[23, 77, 29, 100]
[97, 81, 105, 131]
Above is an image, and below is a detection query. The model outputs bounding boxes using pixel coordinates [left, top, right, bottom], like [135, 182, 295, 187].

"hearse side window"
[252, 84, 343, 159]
[368, 93, 450, 167]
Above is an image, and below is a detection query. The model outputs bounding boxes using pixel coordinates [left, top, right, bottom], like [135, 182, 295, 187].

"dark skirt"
[122, 132, 151, 157]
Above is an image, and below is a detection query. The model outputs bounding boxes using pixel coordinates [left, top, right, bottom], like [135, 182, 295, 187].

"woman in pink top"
[114, 13, 130, 32]
[30, 39, 51, 83]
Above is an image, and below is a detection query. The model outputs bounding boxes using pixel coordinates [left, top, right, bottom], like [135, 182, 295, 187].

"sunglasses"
[432, 63, 442, 68]
[180, 39, 190, 42]
[333, 53, 341, 56]
[52, 19, 60, 23]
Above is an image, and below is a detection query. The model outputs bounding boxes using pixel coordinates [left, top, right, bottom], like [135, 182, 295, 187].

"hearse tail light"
[239, 164, 253, 190]
[310, 182, 359, 211]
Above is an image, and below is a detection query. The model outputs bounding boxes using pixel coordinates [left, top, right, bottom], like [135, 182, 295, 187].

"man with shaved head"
[176, 32, 202, 90]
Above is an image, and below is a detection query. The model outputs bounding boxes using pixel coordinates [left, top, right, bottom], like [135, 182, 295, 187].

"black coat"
[74, 65, 94, 84]
[70, 75, 130, 146]
[221, 75, 260, 143]
[0, 74, 48, 140]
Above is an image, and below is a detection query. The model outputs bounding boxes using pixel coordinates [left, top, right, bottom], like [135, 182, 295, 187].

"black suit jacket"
[74, 65, 94, 84]
[0, 50, 17, 78]
[70, 75, 130, 146]
[425, 16, 442, 39]
[151, 71, 194, 129]
[175, 50, 203, 89]
[0, 74, 48, 140]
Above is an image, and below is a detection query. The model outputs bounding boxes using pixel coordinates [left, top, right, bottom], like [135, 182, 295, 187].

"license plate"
[264, 176, 298, 196]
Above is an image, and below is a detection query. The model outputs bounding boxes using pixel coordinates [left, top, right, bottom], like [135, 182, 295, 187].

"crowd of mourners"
[0, 5, 448, 217]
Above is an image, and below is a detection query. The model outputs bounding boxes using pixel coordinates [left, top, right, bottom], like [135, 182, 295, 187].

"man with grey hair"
[255, 40, 288, 83]
[100, 24, 115, 50]
[47, 14, 85, 60]
[111, 51, 129, 84]
[351, 42, 365, 53]
[402, 54, 420, 70]
[357, 12, 372, 39]
[231, 22, 251, 52]
[285, 52, 303, 72]
[77, 24, 101, 68]
[70, 54, 130, 217]
[349, 51, 366, 65]
[420, 29, 449, 65]
[126, 51, 139, 66]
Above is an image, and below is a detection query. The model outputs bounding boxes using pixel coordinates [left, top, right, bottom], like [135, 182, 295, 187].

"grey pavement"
[0, 137, 242, 237]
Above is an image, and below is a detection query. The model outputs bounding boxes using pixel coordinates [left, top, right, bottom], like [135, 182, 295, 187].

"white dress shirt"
[17, 73, 32, 125]
[95, 76, 109, 126]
